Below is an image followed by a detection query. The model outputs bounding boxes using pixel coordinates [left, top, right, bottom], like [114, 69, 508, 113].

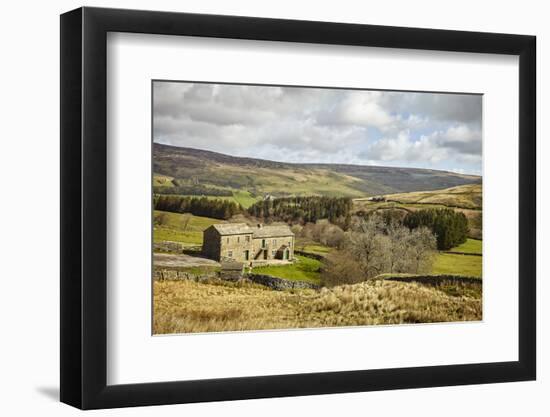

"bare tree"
[405, 226, 437, 274]
[324, 225, 345, 248]
[332, 215, 437, 281]
[180, 213, 192, 232]
[385, 220, 410, 273]
[300, 223, 315, 241]
[346, 216, 389, 278]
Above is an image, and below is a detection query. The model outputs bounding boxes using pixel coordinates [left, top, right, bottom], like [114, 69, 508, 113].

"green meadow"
[432, 253, 482, 278]
[450, 238, 482, 255]
[252, 255, 322, 284]
[153, 211, 220, 246]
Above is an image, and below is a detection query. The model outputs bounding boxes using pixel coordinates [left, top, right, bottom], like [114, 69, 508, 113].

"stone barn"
[202, 223, 294, 264]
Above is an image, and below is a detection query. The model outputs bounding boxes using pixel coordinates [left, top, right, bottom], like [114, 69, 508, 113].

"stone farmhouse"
[202, 223, 294, 264]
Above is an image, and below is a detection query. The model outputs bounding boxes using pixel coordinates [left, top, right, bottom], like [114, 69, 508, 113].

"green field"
[302, 244, 330, 255]
[253, 255, 322, 284]
[295, 240, 331, 256]
[449, 239, 482, 255]
[231, 190, 259, 208]
[153, 211, 221, 245]
[432, 253, 482, 277]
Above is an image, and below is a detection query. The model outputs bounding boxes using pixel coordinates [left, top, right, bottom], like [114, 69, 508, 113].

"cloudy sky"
[153, 81, 482, 175]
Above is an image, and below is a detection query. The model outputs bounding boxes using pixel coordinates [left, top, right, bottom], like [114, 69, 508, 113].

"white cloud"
[153, 81, 482, 174]
[366, 130, 449, 163]
[362, 124, 482, 171]
[326, 91, 395, 130]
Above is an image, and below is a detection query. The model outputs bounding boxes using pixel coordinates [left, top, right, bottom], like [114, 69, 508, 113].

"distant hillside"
[153, 143, 481, 198]
[353, 183, 483, 239]
[365, 183, 483, 210]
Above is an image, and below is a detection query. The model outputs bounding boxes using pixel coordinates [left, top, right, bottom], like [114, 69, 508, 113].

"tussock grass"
[380, 274, 482, 299]
[153, 279, 482, 334]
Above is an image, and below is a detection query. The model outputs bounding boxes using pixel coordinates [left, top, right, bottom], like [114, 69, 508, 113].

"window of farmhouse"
[273, 239, 277, 245]
[226, 237, 229, 244]
[272, 250, 276, 257]
[237, 236, 240, 243]
[228, 251, 233, 258]
[245, 236, 250, 242]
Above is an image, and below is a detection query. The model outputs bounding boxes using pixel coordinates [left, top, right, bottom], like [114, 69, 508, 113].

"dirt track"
[154, 253, 220, 268]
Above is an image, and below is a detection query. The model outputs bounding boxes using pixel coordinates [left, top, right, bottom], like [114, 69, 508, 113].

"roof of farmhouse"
[211, 223, 252, 235]
[210, 223, 294, 238]
[253, 225, 294, 238]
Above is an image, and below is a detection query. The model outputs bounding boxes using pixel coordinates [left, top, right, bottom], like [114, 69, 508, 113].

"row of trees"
[153, 185, 233, 196]
[248, 196, 352, 227]
[322, 215, 437, 286]
[403, 208, 469, 250]
[154, 195, 243, 220]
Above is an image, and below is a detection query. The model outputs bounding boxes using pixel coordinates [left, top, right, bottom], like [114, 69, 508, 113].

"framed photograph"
[60, 6, 536, 409]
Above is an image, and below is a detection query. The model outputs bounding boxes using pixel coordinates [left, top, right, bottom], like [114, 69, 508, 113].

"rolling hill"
[153, 143, 481, 198]
[356, 183, 482, 210]
[353, 183, 483, 239]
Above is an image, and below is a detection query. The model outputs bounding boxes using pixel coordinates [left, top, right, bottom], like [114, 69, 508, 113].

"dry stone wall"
[247, 274, 320, 290]
[154, 267, 319, 291]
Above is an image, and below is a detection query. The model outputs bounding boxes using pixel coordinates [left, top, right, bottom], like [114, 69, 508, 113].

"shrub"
[321, 250, 364, 287]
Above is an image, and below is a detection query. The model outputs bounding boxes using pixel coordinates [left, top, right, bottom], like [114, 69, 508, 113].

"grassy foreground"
[153, 278, 482, 334]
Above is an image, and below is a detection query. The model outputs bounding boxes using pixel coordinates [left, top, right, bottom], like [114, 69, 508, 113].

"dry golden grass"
[384, 184, 482, 209]
[154, 279, 482, 334]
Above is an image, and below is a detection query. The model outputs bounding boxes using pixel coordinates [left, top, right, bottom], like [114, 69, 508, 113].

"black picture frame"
[60, 6, 536, 410]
